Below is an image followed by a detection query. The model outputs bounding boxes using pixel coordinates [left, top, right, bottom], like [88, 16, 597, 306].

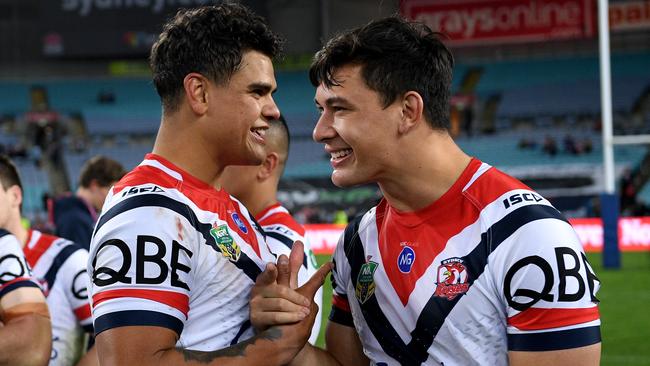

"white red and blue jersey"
[0, 229, 40, 308]
[256, 203, 322, 344]
[23, 229, 92, 366]
[88, 154, 276, 351]
[329, 158, 601, 366]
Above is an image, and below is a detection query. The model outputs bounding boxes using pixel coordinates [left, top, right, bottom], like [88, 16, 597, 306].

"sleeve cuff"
[94, 310, 184, 336]
[508, 326, 601, 351]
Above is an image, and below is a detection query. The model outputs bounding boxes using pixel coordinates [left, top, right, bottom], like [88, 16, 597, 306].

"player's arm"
[0, 231, 52, 366]
[95, 260, 331, 366]
[75, 346, 98, 366]
[498, 209, 601, 365]
[287, 321, 368, 366]
[0, 285, 52, 366]
[251, 242, 368, 366]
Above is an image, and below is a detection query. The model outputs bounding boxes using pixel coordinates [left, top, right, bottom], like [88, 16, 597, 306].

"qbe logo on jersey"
[434, 257, 470, 300]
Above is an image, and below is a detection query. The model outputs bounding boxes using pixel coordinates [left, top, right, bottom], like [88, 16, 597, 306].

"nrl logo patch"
[210, 224, 241, 262]
[355, 259, 379, 304]
[434, 257, 470, 300]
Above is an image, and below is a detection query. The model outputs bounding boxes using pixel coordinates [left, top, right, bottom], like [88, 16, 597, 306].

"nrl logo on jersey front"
[210, 224, 241, 262]
[355, 259, 378, 304]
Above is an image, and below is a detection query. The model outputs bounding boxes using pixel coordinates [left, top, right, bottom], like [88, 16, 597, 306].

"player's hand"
[250, 241, 332, 332]
[271, 258, 333, 357]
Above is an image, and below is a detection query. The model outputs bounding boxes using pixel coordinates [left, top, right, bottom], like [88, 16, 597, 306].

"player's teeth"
[332, 149, 352, 159]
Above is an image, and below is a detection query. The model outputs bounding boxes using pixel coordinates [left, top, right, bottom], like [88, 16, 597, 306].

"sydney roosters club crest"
[434, 257, 470, 300]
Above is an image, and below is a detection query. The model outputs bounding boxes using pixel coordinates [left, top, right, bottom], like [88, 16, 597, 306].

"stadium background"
[0, 0, 648, 364]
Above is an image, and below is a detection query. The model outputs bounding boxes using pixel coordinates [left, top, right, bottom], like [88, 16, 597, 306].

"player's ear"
[183, 73, 208, 115]
[8, 185, 22, 209]
[257, 152, 278, 180]
[398, 91, 424, 134]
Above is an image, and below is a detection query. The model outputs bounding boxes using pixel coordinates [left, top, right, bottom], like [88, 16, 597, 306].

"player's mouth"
[330, 148, 353, 167]
[250, 127, 267, 144]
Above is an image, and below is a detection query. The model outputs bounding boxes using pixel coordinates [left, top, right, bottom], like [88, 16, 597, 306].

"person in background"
[0, 155, 96, 366]
[87, 4, 329, 366]
[52, 155, 125, 250]
[250, 16, 601, 366]
[0, 158, 52, 366]
[219, 116, 323, 344]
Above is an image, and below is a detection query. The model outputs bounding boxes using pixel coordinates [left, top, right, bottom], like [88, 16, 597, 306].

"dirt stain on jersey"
[176, 217, 184, 241]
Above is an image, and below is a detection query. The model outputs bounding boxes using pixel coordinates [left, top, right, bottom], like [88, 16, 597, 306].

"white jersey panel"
[89, 155, 274, 352]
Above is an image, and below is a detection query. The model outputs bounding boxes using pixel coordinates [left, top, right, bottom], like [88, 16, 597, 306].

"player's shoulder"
[0, 228, 21, 251]
[258, 204, 306, 238]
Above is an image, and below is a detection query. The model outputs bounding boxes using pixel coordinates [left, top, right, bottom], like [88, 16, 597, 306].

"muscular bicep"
[96, 325, 178, 366]
[509, 343, 601, 366]
[0, 286, 46, 311]
[325, 321, 368, 366]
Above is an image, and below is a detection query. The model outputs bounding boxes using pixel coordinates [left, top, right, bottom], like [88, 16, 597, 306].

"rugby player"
[88, 4, 329, 366]
[219, 116, 323, 344]
[0, 158, 52, 366]
[251, 16, 602, 366]
[0, 155, 95, 366]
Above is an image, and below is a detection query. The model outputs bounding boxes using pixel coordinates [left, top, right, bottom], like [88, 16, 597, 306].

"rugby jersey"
[0, 229, 40, 307]
[88, 154, 276, 351]
[23, 229, 92, 366]
[256, 203, 322, 344]
[329, 158, 601, 366]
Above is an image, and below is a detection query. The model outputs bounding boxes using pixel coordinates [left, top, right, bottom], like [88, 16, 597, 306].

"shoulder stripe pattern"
[94, 310, 184, 335]
[43, 244, 82, 292]
[23, 231, 57, 266]
[345, 204, 570, 365]
[94, 193, 262, 282]
[264, 232, 308, 269]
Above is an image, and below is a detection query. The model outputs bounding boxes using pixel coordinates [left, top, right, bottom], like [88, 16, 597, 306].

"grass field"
[314, 252, 650, 365]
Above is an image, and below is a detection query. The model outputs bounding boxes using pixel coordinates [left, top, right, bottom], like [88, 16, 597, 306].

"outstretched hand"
[250, 241, 332, 332]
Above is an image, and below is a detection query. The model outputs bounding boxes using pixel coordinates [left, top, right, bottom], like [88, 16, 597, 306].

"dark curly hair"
[150, 3, 283, 113]
[309, 17, 454, 130]
[0, 154, 22, 192]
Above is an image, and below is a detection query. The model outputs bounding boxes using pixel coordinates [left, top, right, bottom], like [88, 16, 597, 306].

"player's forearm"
[288, 344, 344, 366]
[170, 328, 296, 366]
[75, 345, 98, 366]
[100, 327, 300, 366]
[0, 314, 52, 366]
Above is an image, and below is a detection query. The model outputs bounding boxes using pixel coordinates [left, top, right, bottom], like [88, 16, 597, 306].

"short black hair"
[79, 156, 126, 188]
[270, 114, 290, 157]
[150, 3, 283, 113]
[0, 154, 22, 191]
[310, 17, 454, 129]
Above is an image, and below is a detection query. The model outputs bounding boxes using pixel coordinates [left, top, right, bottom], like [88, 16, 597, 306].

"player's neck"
[76, 187, 97, 212]
[6, 215, 28, 248]
[379, 133, 471, 213]
[153, 116, 223, 187]
[241, 184, 277, 218]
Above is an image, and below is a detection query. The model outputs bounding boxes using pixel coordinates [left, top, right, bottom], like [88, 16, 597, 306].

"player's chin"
[331, 169, 364, 188]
